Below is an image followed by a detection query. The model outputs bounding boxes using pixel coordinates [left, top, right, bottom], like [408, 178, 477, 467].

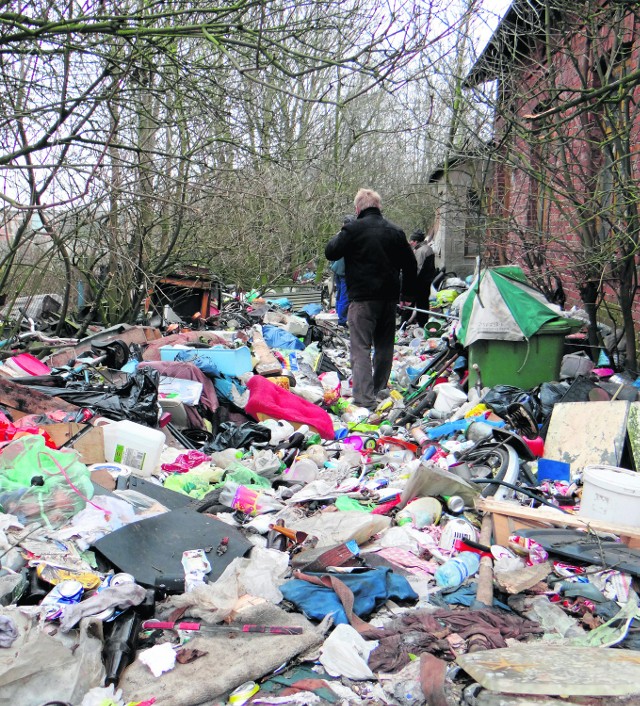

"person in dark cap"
[409, 229, 436, 326]
[325, 189, 416, 409]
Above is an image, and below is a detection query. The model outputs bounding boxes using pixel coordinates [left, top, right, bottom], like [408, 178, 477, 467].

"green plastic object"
[468, 320, 581, 389]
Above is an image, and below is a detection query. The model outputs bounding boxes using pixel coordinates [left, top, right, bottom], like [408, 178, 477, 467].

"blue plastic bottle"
[434, 551, 481, 591]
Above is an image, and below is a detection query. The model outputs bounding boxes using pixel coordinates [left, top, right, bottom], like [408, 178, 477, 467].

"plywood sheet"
[544, 401, 629, 474]
[457, 645, 640, 696]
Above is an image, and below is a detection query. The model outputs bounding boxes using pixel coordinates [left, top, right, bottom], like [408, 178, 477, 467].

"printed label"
[232, 485, 259, 515]
[114, 444, 146, 470]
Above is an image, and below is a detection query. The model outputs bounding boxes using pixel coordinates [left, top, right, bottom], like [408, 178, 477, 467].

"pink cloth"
[245, 375, 334, 440]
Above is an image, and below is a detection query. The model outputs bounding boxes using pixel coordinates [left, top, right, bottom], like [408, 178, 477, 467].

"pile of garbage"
[1, 272, 640, 706]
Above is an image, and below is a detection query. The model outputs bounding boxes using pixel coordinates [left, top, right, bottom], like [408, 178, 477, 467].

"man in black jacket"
[325, 188, 417, 409]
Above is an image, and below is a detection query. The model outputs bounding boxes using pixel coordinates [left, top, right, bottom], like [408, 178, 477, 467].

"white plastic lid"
[583, 465, 640, 496]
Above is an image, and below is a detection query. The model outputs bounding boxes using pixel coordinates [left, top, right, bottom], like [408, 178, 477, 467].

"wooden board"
[477, 497, 640, 549]
[0, 377, 80, 416]
[46, 423, 105, 465]
[544, 400, 629, 474]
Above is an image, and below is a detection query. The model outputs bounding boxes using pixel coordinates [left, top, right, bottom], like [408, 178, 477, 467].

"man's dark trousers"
[348, 300, 396, 408]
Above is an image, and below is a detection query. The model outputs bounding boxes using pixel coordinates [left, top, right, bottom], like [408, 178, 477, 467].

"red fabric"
[245, 375, 334, 440]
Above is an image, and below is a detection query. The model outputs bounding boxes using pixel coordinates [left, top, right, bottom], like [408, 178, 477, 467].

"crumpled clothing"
[161, 450, 211, 473]
[368, 607, 542, 673]
[139, 360, 219, 427]
[59, 583, 147, 632]
[0, 614, 19, 647]
[280, 568, 417, 626]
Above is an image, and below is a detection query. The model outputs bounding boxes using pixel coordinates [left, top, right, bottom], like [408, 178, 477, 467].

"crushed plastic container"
[103, 420, 165, 477]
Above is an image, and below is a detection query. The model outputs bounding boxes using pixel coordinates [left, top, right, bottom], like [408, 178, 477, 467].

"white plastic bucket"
[580, 465, 640, 527]
[433, 383, 467, 412]
[103, 420, 165, 477]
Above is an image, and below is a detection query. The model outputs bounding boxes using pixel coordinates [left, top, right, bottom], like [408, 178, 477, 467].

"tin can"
[94, 573, 136, 621]
[409, 426, 429, 448]
[110, 572, 136, 587]
[42, 580, 84, 620]
[228, 681, 259, 705]
[57, 579, 84, 603]
[445, 495, 465, 515]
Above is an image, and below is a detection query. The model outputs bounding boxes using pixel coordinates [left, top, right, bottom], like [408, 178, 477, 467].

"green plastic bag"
[0, 435, 93, 527]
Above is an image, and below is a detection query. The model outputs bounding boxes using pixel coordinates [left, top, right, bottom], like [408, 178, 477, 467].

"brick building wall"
[474, 1, 640, 334]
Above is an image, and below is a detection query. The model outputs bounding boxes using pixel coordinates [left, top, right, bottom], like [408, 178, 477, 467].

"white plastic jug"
[102, 420, 165, 477]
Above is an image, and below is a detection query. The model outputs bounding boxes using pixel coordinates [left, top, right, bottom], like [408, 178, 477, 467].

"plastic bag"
[319, 624, 376, 680]
[261, 325, 305, 351]
[203, 421, 271, 453]
[319, 371, 341, 406]
[0, 609, 104, 703]
[482, 385, 540, 421]
[0, 436, 94, 527]
[538, 381, 570, 420]
[56, 368, 160, 426]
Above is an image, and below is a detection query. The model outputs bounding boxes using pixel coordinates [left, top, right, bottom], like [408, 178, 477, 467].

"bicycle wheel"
[461, 446, 511, 497]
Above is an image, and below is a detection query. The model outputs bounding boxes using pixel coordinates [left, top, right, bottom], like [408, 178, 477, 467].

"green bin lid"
[537, 318, 583, 334]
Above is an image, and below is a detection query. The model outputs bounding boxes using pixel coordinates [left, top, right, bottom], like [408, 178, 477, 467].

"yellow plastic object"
[464, 403, 489, 418]
[36, 563, 101, 589]
[228, 681, 260, 705]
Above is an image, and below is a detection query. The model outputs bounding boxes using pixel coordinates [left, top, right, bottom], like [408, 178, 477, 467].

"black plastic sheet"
[203, 420, 271, 452]
[55, 369, 160, 426]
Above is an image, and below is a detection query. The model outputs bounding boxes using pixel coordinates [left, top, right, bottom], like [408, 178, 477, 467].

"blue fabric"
[300, 303, 322, 316]
[262, 325, 305, 351]
[435, 582, 510, 611]
[335, 275, 349, 325]
[266, 297, 292, 310]
[280, 568, 418, 624]
[173, 351, 246, 403]
[330, 258, 346, 277]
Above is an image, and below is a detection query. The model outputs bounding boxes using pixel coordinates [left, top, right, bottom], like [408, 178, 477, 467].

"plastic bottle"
[103, 608, 143, 686]
[370, 449, 415, 467]
[218, 481, 283, 515]
[434, 551, 480, 591]
[286, 457, 318, 482]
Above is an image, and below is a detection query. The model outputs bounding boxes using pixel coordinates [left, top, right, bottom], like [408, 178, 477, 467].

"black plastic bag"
[56, 368, 160, 426]
[204, 421, 271, 453]
[538, 381, 571, 420]
[482, 385, 541, 421]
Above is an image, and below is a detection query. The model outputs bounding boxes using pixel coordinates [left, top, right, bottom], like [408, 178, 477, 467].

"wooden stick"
[475, 513, 494, 607]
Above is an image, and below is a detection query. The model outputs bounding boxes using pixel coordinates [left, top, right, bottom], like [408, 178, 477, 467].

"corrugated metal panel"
[2, 293, 63, 321]
[263, 284, 323, 309]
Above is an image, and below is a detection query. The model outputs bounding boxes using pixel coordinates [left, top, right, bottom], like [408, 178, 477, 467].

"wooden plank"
[543, 400, 630, 474]
[0, 377, 80, 416]
[46, 423, 105, 465]
[476, 497, 640, 545]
